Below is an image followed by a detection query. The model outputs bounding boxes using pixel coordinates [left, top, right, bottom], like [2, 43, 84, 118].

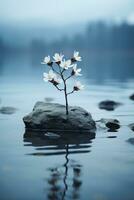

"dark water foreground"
[0, 77, 134, 200]
[0, 52, 134, 200]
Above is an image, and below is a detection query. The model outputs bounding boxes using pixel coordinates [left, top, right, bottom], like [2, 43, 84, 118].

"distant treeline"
[0, 22, 134, 54]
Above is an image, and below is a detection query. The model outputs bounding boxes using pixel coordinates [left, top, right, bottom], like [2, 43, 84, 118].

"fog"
[1, 0, 134, 24]
[0, 0, 134, 82]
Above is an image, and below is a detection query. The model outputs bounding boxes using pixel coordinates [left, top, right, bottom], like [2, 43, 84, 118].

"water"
[0, 54, 134, 200]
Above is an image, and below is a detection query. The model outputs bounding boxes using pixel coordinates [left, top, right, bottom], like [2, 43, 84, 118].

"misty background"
[0, 0, 134, 82]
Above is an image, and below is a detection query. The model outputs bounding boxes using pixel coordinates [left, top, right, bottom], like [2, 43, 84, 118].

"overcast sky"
[0, 0, 134, 25]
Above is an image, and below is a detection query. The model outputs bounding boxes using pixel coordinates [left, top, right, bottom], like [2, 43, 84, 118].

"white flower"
[43, 70, 56, 82]
[60, 59, 72, 70]
[43, 70, 62, 85]
[53, 53, 64, 62]
[41, 55, 51, 64]
[73, 51, 82, 61]
[74, 81, 84, 91]
[72, 64, 82, 76]
[53, 77, 63, 85]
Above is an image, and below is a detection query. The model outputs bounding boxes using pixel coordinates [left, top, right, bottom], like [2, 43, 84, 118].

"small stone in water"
[96, 118, 120, 132]
[98, 100, 122, 111]
[128, 123, 134, 132]
[129, 94, 134, 101]
[127, 138, 134, 145]
[0, 106, 17, 114]
[106, 121, 120, 129]
[107, 136, 117, 138]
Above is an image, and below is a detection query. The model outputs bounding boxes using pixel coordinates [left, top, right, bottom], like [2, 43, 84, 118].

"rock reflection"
[23, 131, 95, 199]
[23, 131, 95, 156]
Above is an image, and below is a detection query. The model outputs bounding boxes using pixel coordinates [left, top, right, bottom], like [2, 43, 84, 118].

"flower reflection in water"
[47, 154, 82, 200]
[23, 131, 95, 200]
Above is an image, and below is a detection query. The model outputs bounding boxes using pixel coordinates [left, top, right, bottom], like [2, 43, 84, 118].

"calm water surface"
[0, 55, 134, 200]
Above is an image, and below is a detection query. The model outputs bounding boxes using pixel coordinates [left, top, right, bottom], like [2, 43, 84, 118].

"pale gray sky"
[0, 0, 134, 25]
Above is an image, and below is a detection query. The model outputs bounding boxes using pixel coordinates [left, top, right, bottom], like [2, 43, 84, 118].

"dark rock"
[96, 118, 120, 132]
[129, 94, 134, 101]
[107, 129, 118, 132]
[107, 136, 117, 138]
[128, 123, 134, 132]
[23, 102, 96, 134]
[0, 106, 17, 114]
[106, 120, 120, 130]
[98, 100, 122, 111]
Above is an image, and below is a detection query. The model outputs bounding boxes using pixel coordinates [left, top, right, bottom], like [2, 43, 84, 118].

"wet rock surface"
[0, 106, 17, 114]
[98, 100, 122, 111]
[23, 102, 96, 134]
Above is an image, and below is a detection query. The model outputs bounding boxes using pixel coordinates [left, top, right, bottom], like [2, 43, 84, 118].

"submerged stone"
[98, 100, 122, 111]
[127, 138, 134, 145]
[0, 106, 17, 114]
[128, 123, 134, 132]
[107, 136, 117, 138]
[129, 94, 134, 101]
[23, 102, 96, 134]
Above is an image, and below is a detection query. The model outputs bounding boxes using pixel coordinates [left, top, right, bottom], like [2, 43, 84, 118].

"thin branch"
[55, 62, 69, 115]
[61, 68, 65, 74]
[51, 66, 61, 76]
[56, 63, 66, 76]
[57, 64, 65, 83]
[54, 84, 64, 91]
[67, 90, 75, 95]
[65, 74, 73, 81]
[57, 64, 63, 74]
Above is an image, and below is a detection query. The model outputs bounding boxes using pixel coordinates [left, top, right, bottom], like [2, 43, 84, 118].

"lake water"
[0, 53, 134, 200]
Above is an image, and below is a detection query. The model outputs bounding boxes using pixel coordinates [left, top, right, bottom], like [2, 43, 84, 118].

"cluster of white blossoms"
[42, 51, 84, 91]
[60, 59, 72, 70]
[43, 70, 62, 85]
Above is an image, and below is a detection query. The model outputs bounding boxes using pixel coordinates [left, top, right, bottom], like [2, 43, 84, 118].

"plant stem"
[65, 74, 73, 81]
[51, 66, 61, 75]
[54, 84, 64, 91]
[67, 90, 75, 95]
[60, 70, 69, 115]
[64, 80, 69, 115]
[57, 64, 69, 115]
